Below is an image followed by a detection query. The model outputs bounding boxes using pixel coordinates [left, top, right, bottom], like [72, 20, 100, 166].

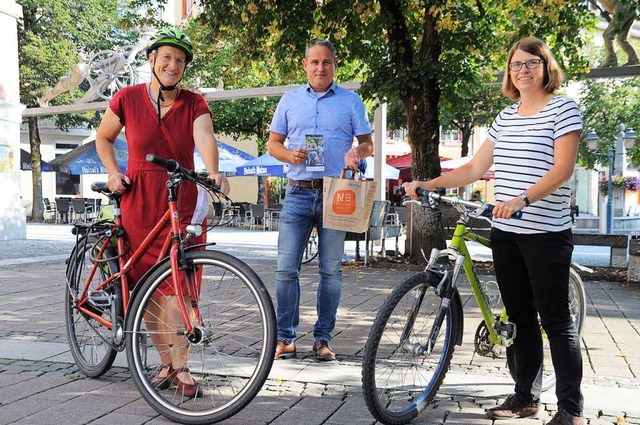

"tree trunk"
[459, 121, 472, 158]
[29, 117, 45, 222]
[402, 22, 447, 264]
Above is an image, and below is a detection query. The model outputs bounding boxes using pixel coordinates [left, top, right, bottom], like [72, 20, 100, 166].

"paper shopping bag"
[322, 172, 377, 233]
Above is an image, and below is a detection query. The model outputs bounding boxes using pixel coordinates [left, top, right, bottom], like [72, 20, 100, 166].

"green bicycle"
[361, 189, 588, 425]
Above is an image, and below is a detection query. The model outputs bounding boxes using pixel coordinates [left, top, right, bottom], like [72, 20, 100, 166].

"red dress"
[109, 84, 210, 293]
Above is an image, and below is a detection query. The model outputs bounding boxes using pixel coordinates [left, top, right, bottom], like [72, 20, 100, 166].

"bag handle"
[339, 168, 357, 180]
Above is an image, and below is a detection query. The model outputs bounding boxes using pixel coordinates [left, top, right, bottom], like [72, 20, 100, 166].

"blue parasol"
[236, 153, 289, 177]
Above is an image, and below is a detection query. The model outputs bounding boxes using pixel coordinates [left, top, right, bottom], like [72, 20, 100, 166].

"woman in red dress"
[96, 28, 230, 397]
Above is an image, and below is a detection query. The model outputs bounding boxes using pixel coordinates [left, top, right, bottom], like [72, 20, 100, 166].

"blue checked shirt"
[269, 82, 372, 180]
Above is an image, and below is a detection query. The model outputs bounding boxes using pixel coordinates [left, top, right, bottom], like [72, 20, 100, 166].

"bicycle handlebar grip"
[146, 154, 178, 172]
[484, 204, 523, 219]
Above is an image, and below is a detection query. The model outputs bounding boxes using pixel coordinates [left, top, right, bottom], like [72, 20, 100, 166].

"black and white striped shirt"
[487, 96, 582, 234]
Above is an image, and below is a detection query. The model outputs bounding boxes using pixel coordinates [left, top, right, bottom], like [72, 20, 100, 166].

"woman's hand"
[107, 172, 131, 193]
[403, 180, 432, 200]
[210, 173, 230, 195]
[492, 197, 527, 219]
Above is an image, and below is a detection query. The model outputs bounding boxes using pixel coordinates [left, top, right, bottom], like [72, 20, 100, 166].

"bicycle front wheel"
[506, 266, 586, 392]
[125, 249, 276, 424]
[65, 235, 119, 377]
[362, 272, 461, 425]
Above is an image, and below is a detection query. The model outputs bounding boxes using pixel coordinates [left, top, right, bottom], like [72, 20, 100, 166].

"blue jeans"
[275, 184, 346, 344]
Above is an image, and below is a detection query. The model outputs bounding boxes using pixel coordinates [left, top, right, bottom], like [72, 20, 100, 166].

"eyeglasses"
[508, 59, 545, 72]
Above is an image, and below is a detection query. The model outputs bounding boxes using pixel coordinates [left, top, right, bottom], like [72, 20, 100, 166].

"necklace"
[147, 83, 178, 108]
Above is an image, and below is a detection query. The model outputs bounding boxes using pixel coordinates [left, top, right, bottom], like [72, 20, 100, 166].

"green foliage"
[18, 0, 120, 107]
[579, 78, 640, 168]
[197, 1, 594, 169]
[195, 0, 597, 260]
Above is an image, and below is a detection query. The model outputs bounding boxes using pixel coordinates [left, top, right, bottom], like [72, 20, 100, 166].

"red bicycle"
[64, 154, 276, 424]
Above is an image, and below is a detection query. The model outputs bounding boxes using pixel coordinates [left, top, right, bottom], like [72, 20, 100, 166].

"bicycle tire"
[301, 229, 318, 264]
[64, 235, 119, 378]
[506, 267, 586, 392]
[362, 271, 461, 425]
[125, 249, 276, 424]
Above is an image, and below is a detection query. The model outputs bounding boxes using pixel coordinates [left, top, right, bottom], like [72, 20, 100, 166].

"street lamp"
[586, 124, 637, 234]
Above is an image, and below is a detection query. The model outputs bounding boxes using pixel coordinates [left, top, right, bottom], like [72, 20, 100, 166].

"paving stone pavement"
[0, 224, 638, 424]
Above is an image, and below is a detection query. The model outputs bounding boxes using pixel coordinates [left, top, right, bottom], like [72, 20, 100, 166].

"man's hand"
[344, 147, 360, 171]
[290, 147, 307, 165]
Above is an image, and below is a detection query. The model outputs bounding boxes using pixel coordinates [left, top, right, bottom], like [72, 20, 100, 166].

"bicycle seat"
[91, 182, 123, 201]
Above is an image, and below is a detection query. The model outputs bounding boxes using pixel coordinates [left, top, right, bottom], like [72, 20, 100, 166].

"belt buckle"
[311, 180, 322, 189]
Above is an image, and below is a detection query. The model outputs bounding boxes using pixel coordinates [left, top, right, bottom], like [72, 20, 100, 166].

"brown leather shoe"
[547, 409, 584, 425]
[312, 339, 336, 361]
[275, 340, 296, 359]
[486, 394, 539, 420]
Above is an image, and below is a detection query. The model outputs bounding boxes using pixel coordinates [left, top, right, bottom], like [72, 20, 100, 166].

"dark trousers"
[491, 228, 583, 416]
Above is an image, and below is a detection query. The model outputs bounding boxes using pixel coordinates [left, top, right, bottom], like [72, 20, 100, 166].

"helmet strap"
[150, 64, 184, 125]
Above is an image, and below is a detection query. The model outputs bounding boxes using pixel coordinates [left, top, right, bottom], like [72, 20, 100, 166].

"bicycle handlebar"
[146, 153, 221, 193]
[146, 154, 180, 173]
[415, 188, 522, 220]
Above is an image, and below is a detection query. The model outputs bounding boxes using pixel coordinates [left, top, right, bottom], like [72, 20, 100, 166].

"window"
[56, 172, 80, 196]
[54, 143, 80, 195]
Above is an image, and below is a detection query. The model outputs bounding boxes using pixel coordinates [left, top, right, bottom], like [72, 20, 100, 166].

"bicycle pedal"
[493, 320, 516, 340]
[88, 290, 112, 308]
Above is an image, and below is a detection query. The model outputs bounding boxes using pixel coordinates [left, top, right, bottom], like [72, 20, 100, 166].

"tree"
[17, 0, 138, 221]
[198, 1, 594, 261]
[579, 77, 640, 168]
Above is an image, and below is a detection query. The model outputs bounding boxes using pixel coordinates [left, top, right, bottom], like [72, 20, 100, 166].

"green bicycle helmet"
[146, 28, 194, 63]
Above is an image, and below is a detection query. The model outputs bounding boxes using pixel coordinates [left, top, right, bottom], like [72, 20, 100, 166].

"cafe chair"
[71, 198, 87, 223]
[42, 198, 56, 223]
[55, 198, 71, 224]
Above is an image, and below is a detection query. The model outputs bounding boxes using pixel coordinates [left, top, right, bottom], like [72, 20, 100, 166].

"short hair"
[305, 39, 337, 59]
[501, 37, 564, 100]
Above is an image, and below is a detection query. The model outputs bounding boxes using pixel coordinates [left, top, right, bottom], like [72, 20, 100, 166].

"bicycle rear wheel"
[506, 267, 586, 392]
[362, 271, 461, 425]
[126, 249, 276, 424]
[301, 228, 318, 264]
[64, 235, 119, 377]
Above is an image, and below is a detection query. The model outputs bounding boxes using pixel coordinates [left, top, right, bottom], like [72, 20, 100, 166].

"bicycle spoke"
[126, 250, 275, 424]
[65, 235, 119, 377]
[362, 273, 459, 423]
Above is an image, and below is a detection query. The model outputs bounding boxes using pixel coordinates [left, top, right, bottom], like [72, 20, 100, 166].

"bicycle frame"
[75, 180, 201, 340]
[445, 215, 510, 347]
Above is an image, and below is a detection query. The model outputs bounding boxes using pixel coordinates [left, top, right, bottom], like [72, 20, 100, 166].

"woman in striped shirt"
[404, 37, 583, 425]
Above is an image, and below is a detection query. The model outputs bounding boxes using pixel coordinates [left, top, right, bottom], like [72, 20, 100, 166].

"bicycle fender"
[571, 261, 593, 274]
[451, 288, 464, 346]
[128, 246, 218, 306]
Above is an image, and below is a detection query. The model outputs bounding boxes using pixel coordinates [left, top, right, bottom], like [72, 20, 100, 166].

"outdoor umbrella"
[236, 153, 289, 177]
[20, 149, 52, 171]
[361, 156, 400, 180]
[440, 156, 495, 180]
[50, 137, 128, 174]
[194, 141, 255, 175]
[51, 138, 253, 175]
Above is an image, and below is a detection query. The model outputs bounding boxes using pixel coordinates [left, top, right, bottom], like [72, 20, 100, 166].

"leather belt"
[288, 179, 324, 189]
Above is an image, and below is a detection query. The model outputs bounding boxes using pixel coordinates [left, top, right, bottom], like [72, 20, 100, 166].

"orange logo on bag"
[332, 190, 356, 215]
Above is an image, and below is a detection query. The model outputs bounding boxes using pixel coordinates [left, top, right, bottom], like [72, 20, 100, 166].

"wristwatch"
[518, 193, 530, 207]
